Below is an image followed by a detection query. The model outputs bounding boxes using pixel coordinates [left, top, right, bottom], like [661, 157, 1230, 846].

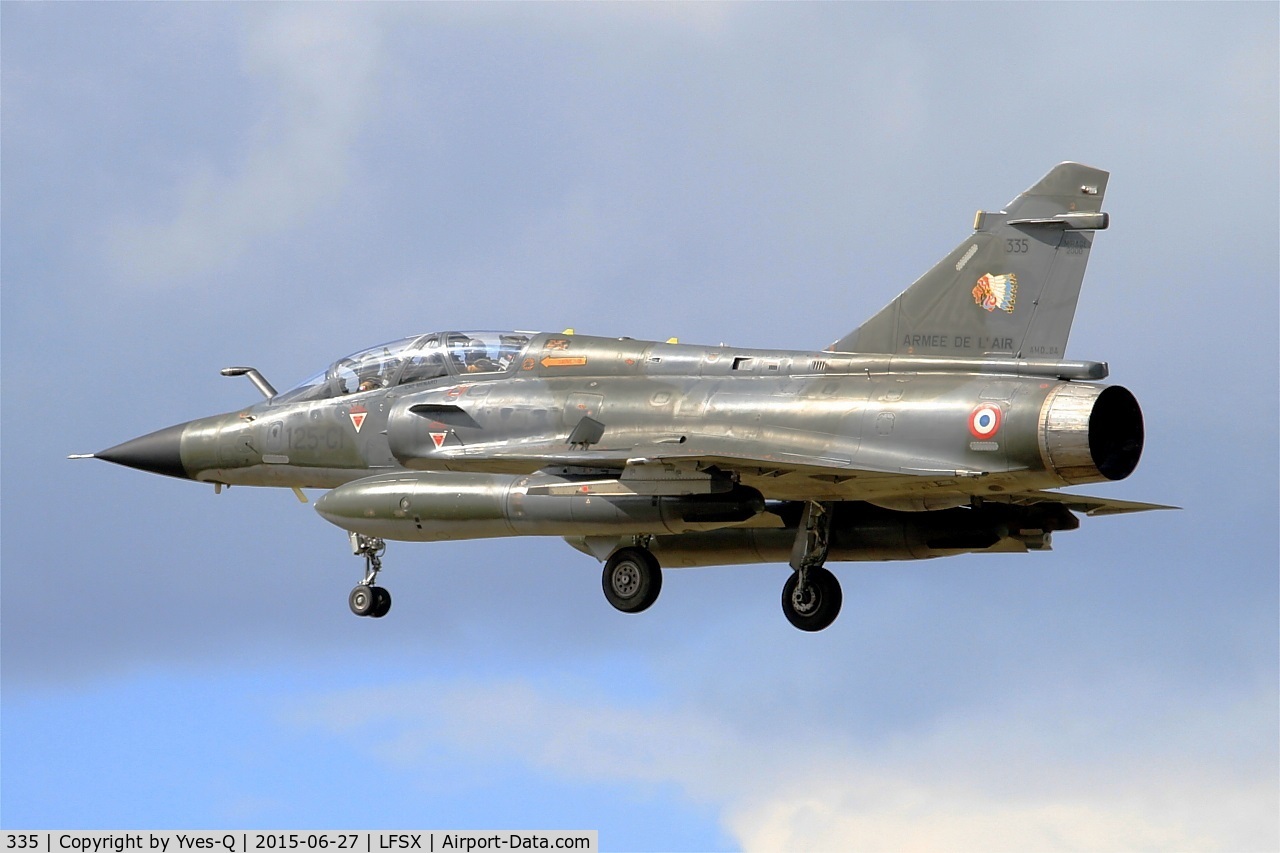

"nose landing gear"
[348, 533, 391, 618]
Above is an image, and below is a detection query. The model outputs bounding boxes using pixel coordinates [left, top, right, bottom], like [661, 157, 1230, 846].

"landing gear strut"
[348, 532, 391, 618]
[602, 545, 663, 614]
[783, 501, 842, 631]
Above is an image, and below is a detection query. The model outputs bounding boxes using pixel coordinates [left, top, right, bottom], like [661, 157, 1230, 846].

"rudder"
[830, 162, 1110, 359]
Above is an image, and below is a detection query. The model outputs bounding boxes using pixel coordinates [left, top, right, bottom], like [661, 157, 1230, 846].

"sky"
[2, 3, 1277, 850]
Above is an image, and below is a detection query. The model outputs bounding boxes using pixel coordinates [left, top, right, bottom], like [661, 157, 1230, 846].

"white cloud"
[108, 7, 381, 286]
[295, 677, 1277, 852]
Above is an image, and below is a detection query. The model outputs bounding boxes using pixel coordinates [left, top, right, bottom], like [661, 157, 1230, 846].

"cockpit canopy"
[274, 331, 533, 404]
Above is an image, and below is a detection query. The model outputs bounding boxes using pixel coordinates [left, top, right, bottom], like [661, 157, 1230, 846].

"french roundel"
[968, 403, 1003, 439]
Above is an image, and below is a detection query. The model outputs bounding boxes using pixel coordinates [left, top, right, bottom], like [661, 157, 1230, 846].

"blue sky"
[2, 3, 1277, 849]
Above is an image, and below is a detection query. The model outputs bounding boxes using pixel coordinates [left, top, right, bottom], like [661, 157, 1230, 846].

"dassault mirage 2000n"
[77, 163, 1168, 631]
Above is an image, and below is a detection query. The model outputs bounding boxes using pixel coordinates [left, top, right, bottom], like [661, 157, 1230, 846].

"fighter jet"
[76, 162, 1168, 631]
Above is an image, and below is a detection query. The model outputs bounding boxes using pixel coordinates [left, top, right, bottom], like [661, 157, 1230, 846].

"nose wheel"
[348, 533, 392, 618]
[349, 583, 391, 618]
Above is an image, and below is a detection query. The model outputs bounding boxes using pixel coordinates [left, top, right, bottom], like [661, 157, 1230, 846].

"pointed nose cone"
[96, 422, 190, 480]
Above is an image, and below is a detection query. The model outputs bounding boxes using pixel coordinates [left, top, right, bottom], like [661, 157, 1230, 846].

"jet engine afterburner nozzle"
[1038, 384, 1144, 485]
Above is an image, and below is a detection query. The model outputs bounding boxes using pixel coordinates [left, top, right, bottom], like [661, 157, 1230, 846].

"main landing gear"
[602, 545, 663, 614]
[599, 505, 843, 632]
[348, 533, 391, 618]
[783, 501, 843, 632]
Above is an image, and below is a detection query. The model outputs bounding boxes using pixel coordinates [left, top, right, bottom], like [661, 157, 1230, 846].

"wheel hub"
[612, 563, 640, 598]
[791, 585, 819, 615]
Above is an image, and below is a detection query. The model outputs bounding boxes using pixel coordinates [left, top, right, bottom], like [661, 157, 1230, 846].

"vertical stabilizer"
[830, 162, 1109, 359]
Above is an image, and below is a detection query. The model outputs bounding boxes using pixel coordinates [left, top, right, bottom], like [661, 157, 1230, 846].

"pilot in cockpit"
[464, 344, 499, 373]
[447, 337, 498, 374]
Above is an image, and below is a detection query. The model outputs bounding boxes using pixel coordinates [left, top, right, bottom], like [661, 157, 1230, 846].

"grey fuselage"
[131, 332, 1140, 550]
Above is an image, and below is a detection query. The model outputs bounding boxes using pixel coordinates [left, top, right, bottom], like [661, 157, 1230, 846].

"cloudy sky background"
[3, 4, 1276, 849]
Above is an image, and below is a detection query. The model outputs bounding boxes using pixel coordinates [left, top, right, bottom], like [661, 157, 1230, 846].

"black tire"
[349, 584, 376, 617]
[781, 566, 842, 632]
[370, 586, 392, 618]
[602, 547, 663, 614]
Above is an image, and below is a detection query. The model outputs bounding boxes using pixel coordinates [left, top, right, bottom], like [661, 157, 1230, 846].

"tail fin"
[830, 162, 1109, 359]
